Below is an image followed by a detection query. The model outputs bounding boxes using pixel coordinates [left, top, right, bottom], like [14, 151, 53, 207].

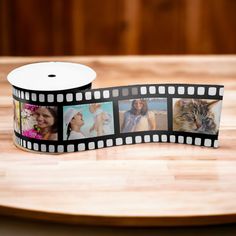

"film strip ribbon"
[12, 83, 224, 153]
[8, 63, 224, 153]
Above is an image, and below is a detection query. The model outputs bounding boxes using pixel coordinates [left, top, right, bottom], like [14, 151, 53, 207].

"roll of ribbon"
[7, 62, 224, 153]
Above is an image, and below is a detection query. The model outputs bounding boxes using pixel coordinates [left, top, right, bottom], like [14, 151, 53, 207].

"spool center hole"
[48, 74, 56, 78]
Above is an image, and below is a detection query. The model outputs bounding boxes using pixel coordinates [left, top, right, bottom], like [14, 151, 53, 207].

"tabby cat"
[173, 99, 219, 134]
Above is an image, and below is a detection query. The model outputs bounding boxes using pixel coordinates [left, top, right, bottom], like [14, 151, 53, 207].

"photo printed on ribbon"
[118, 98, 168, 133]
[13, 99, 20, 133]
[21, 103, 58, 140]
[63, 101, 115, 140]
[172, 98, 222, 135]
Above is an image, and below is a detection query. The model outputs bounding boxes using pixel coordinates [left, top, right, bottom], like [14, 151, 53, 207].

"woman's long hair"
[67, 123, 71, 140]
[130, 99, 148, 116]
[46, 107, 58, 133]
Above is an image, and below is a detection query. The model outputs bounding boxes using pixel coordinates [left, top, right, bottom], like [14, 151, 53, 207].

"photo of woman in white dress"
[120, 99, 155, 133]
[119, 98, 168, 133]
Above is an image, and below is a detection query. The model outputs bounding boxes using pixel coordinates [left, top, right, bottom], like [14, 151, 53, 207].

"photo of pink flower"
[22, 128, 42, 139]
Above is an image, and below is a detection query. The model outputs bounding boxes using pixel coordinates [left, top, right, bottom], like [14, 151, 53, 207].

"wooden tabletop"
[0, 56, 236, 226]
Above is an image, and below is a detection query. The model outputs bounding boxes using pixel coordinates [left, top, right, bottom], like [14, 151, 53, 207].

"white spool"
[7, 62, 96, 91]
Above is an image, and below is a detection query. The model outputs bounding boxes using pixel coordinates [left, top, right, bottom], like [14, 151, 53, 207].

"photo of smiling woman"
[21, 104, 58, 140]
[120, 99, 155, 133]
[119, 98, 168, 133]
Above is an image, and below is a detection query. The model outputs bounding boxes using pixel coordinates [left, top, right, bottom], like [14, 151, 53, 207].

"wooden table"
[0, 56, 236, 227]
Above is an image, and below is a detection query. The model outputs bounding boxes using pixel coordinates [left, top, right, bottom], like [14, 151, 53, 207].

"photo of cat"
[173, 99, 222, 135]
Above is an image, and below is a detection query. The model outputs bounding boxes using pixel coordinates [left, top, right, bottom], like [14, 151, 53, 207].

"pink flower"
[22, 129, 42, 139]
[24, 104, 39, 112]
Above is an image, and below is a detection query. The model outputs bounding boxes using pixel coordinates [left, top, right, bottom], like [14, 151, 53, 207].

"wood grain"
[1, 0, 236, 55]
[0, 56, 236, 226]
